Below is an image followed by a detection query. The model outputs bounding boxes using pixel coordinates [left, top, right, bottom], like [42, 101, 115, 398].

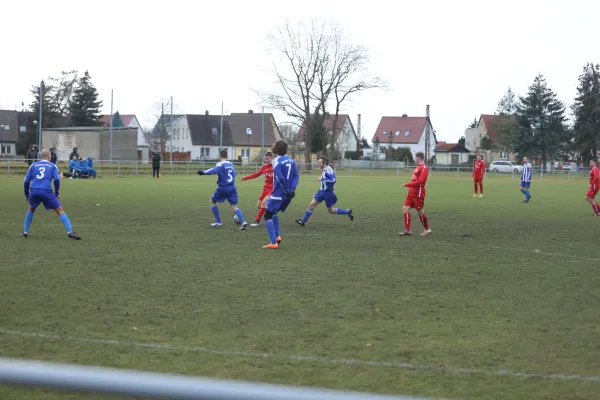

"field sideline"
[0, 171, 599, 400]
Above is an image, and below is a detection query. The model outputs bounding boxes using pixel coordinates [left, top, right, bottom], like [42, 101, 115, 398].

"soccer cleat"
[67, 232, 81, 240]
[398, 230, 412, 236]
[420, 229, 432, 236]
[473, 194, 478, 197]
[250, 221, 260, 227]
[478, 194, 483, 198]
[276, 236, 282, 244]
[239, 222, 248, 231]
[210, 222, 223, 227]
[294, 219, 305, 226]
[20, 232, 28, 238]
[348, 209, 354, 221]
[262, 243, 279, 249]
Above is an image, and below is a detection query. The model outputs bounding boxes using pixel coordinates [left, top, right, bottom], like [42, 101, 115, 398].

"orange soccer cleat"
[262, 243, 279, 249]
[276, 236, 282, 244]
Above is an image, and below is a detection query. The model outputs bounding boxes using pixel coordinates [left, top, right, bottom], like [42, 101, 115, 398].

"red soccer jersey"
[405, 163, 428, 198]
[243, 163, 273, 190]
[474, 160, 486, 176]
[590, 166, 600, 190]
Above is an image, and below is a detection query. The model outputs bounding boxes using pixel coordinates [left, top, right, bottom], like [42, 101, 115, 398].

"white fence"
[0, 357, 433, 400]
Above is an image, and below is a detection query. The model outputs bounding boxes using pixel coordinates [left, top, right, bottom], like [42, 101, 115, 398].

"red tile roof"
[99, 114, 136, 127]
[480, 114, 500, 142]
[435, 142, 470, 152]
[371, 116, 428, 144]
[297, 114, 350, 140]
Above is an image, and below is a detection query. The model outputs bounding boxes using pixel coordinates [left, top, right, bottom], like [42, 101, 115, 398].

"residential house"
[0, 110, 18, 156]
[465, 114, 516, 162]
[99, 112, 150, 163]
[226, 110, 282, 162]
[371, 114, 437, 161]
[434, 141, 471, 164]
[296, 114, 359, 161]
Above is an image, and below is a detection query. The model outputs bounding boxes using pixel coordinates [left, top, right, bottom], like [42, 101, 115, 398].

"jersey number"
[285, 164, 291, 179]
[227, 170, 233, 182]
[36, 167, 46, 179]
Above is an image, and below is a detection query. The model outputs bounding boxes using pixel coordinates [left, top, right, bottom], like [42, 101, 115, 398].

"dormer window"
[382, 130, 387, 135]
[404, 130, 410, 136]
[395, 130, 400, 136]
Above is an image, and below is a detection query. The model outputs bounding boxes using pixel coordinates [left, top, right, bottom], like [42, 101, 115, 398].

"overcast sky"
[1, 0, 597, 143]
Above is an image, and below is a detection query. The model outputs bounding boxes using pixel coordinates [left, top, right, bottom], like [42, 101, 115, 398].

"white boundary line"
[1, 329, 599, 383]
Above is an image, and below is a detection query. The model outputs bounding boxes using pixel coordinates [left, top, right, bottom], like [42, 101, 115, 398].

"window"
[241, 148, 250, 158]
[200, 147, 210, 157]
[212, 127, 218, 135]
[395, 130, 400, 136]
[19, 125, 25, 133]
[1, 145, 11, 154]
[382, 130, 387, 135]
[501, 151, 508, 159]
[0, 124, 8, 130]
[404, 130, 410, 136]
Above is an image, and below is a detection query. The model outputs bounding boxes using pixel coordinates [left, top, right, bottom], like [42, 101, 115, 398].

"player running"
[473, 154, 486, 197]
[586, 159, 600, 215]
[520, 156, 533, 203]
[197, 149, 248, 230]
[399, 151, 431, 237]
[262, 140, 299, 249]
[21, 149, 81, 240]
[295, 156, 353, 226]
[241, 151, 274, 227]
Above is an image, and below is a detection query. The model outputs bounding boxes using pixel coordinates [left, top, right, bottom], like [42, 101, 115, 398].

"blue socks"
[335, 208, 350, 215]
[235, 208, 246, 224]
[211, 205, 221, 222]
[60, 213, 72, 233]
[266, 219, 277, 244]
[301, 209, 313, 224]
[272, 215, 280, 237]
[23, 211, 34, 233]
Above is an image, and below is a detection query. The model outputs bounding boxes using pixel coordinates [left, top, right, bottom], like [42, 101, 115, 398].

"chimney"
[205, 111, 209, 116]
[248, 109, 253, 114]
[402, 114, 408, 117]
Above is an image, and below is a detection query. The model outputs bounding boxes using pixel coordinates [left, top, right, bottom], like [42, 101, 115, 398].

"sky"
[1, 0, 598, 144]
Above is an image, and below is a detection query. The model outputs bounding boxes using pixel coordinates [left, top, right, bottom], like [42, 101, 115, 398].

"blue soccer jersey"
[272, 155, 299, 195]
[204, 160, 237, 186]
[319, 165, 336, 192]
[521, 162, 532, 182]
[24, 160, 61, 195]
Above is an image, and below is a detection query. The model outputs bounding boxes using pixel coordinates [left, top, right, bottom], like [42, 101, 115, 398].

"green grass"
[1, 171, 599, 400]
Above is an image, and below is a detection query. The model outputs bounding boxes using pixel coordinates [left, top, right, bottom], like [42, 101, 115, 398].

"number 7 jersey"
[271, 155, 299, 194]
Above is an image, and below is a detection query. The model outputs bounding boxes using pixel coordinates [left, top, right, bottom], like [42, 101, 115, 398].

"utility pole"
[37, 82, 43, 152]
[170, 96, 173, 169]
[425, 105, 431, 164]
[109, 89, 113, 163]
[220, 102, 223, 151]
[261, 106, 265, 158]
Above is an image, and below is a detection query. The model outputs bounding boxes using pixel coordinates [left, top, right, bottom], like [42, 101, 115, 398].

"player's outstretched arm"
[243, 165, 267, 181]
[198, 164, 223, 176]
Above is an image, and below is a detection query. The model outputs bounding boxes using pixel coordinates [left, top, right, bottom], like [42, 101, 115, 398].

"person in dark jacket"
[152, 151, 161, 178]
[27, 146, 37, 166]
[50, 148, 58, 164]
[68, 147, 79, 161]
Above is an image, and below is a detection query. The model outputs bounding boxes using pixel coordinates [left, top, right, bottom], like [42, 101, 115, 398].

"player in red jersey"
[586, 159, 600, 216]
[400, 151, 431, 236]
[241, 151, 274, 226]
[473, 154, 486, 197]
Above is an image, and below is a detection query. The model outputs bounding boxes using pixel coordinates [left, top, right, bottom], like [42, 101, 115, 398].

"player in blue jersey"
[263, 140, 299, 249]
[197, 149, 248, 230]
[21, 149, 81, 240]
[295, 156, 353, 226]
[520, 156, 533, 203]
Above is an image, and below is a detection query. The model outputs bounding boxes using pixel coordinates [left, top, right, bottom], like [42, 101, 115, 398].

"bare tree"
[256, 18, 385, 163]
[146, 98, 178, 155]
[47, 70, 79, 118]
[278, 122, 301, 158]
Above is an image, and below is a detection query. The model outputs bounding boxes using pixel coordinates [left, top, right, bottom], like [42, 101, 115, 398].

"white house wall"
[335, 119, 358, 158]
[191, 146, 235, 161]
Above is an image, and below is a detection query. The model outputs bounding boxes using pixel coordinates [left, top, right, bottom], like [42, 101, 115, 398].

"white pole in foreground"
[0, 357, 425, 400]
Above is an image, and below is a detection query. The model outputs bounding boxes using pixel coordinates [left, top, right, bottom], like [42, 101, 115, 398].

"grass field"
[1, 170, 599, 400]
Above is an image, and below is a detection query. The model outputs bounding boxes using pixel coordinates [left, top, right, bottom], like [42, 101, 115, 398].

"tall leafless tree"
[256, 18, 385, 163]
[146, 98, 178, 155]
[47, 70, 79, 119]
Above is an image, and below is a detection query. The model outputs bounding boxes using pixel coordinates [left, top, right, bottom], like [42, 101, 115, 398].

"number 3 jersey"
[24, 161, 61, 192]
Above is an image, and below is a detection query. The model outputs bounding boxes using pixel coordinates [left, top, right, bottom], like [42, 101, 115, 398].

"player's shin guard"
[59, 213, 72, 233]
[235, 208, 246, 223]
[265, 219, 277, 244]
[272, 215, 280, 237]
[335, 208, 350, 215]
[256, 207, 266, 222]
[210, 205, 221, 222]
[419, 213, 429, 230]
[23, 211, 34, 233]
[403, 213, 411, 231]
[301, 209, 313, 224]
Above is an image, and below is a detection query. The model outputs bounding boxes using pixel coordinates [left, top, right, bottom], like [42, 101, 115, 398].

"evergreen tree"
[69, 71, 103, 126]
[468, 117, 478, 128]
[571, 62, 600, 162]
[16, 80, 60, 155]
[492, 86, 519, 153]
[514, 74, 569, 162]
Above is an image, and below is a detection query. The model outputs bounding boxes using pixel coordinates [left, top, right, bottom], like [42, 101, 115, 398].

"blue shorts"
[29, 190, 61, 211]
[266, 195, 292, 214]
[520, 181, 531, 189]
[314, 190, 337, 208]
[211, 186, 238, 205]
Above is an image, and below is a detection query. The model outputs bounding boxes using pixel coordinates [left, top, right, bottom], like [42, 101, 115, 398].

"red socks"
[474, 183, 478, 194]
[479, 182, 483, 194]
[419, 213, 429, 230]
[593, 202, 600, 215]
[403, 213, 411, 231]
[256, 207, 266, 222]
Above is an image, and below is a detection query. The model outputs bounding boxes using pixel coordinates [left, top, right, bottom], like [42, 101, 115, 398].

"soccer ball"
[233, 215, 242, 224]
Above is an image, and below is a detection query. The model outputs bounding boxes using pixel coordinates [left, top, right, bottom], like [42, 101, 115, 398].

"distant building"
[371, 114, 437, 160]
[99, 112, 149, 163]
[42, 127, 138, 161]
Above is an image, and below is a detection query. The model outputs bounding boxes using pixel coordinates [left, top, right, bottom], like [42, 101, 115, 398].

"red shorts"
[404, 195, 425, 211]
[473, 175, 483, 184]
[587, 188, 599, 199]
[259, 188, 272, 201]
